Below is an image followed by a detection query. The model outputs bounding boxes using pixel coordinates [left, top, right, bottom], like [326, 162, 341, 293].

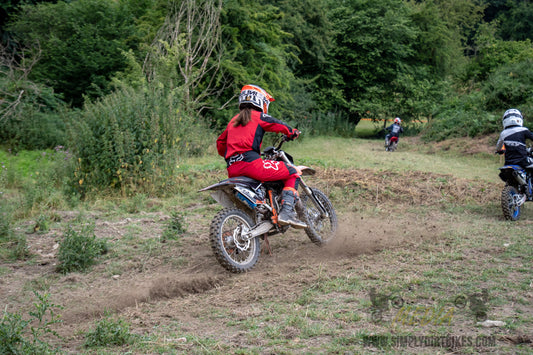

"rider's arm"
[526, 129, 533, 142]
[259, 113, 296, 137]
[216, 128, 228, 157]
[495, 135, 504, 153]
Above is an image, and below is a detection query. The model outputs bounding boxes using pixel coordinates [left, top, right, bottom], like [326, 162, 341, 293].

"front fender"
[296, 165, 316, 176]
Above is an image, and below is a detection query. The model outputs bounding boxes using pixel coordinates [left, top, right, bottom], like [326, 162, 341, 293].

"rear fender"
[499, 165, 526, 185]
[209, 189, 237, 209]
[199, 176, 261, 192]
[199, 176, 263, 210]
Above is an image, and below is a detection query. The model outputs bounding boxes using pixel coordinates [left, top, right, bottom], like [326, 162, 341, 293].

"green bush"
[0, 77, 67, 150]
[68, 84, 214, 195]
[466, 38, 533, 82]
[483, 59, 533, 115]
[161, 211, 187, 242]
[0, 291, 62, 354]
[84, 315, 133, 348]
[33, 214, 50, 234]
[56, 222, 108, 274]
[422, 91, 500, 141]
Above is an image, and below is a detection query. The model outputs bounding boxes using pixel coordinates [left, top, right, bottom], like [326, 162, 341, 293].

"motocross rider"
[216, 84, 307, 229]
[385, 117, 404, 147]
[496, 108, 533, 168]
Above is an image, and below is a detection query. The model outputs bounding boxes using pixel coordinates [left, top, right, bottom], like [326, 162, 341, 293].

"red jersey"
[217, 110, 295, 161]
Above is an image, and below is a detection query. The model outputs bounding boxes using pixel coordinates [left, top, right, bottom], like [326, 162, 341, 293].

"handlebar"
[275, 134, 293, 150]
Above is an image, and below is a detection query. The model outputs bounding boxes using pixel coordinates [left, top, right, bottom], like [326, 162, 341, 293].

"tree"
[497, 0, 533, 41]
[0, 41, 66, 149]
[8, 0, 139, 107]
[200, 0, 296, 127]
[143, 0, 224, 113]
[326, 0, 419, 123]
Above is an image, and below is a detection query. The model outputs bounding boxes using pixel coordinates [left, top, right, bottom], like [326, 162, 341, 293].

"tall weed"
[68, 84, 214, 196]
[0, 291, 62, 354]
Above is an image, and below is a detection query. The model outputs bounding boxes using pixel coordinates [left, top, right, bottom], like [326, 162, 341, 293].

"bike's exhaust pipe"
[513, 171, 527, 185]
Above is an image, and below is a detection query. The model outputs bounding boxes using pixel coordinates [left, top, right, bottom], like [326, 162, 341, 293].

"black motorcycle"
[200, 135, 338, 273]
[498, 148, 533, 221]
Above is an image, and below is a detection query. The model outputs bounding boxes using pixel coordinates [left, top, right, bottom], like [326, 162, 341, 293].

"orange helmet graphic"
[239, 84, 275, 114]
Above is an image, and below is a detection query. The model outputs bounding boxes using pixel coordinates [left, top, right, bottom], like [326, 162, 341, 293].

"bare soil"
[2, 165, 532, 354]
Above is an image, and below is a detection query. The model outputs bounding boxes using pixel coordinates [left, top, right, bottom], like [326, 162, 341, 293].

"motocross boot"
[278, 189, 307, 229]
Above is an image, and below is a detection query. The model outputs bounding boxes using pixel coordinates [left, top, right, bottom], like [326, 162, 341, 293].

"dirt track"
[3, 167, 531, 353]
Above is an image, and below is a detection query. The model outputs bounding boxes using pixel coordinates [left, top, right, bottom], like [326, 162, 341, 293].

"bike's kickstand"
[262, 234, 272, 256]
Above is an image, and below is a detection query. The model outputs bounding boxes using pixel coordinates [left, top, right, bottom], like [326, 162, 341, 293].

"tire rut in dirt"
[149, 275, 225, 300]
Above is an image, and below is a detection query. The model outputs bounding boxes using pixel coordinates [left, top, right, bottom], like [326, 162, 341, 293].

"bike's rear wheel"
[501, 185, 522, 221]
[209, 208, 260, 273]
[300, 187, 337, 245]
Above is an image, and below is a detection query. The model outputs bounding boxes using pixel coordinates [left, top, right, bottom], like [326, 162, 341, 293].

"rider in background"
[216, 84, 307, 229]
[496, 108, 533, 168]
[385, 117, 404, 147]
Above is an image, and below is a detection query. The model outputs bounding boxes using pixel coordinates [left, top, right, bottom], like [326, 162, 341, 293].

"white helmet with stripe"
[238, 85, 275, 114]
[502, 108, 523, 129]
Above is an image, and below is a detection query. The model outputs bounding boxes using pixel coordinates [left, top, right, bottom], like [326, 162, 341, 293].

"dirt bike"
[385, 136, 398, 152]
[200, 135, 338, 273]
[498, 147, 533, 221]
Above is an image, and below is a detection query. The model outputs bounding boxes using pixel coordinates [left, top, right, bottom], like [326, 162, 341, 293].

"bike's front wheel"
[209, 208, 260, 273]
[501, 185, 522, 221]
[299, 187, 338, 245]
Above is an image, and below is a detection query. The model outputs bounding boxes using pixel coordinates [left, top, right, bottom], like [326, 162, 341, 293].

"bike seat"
[500, 165, 524, 171]
[227, 176, 284, 190]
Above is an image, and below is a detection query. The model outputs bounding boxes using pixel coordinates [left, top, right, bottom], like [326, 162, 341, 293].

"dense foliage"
[7, 0, 139, 106]
[2, 0, 533, 191]
[68, 83, 212, 194]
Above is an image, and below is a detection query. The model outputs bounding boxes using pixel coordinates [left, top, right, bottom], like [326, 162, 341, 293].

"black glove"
[288, 130, 300, 141]
[495, 150, 504, 155]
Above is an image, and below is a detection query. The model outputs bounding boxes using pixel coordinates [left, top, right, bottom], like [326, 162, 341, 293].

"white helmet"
[502, 108, 523, 129]
[394, 117, 401, 124]
[238, 84, 274, 114]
